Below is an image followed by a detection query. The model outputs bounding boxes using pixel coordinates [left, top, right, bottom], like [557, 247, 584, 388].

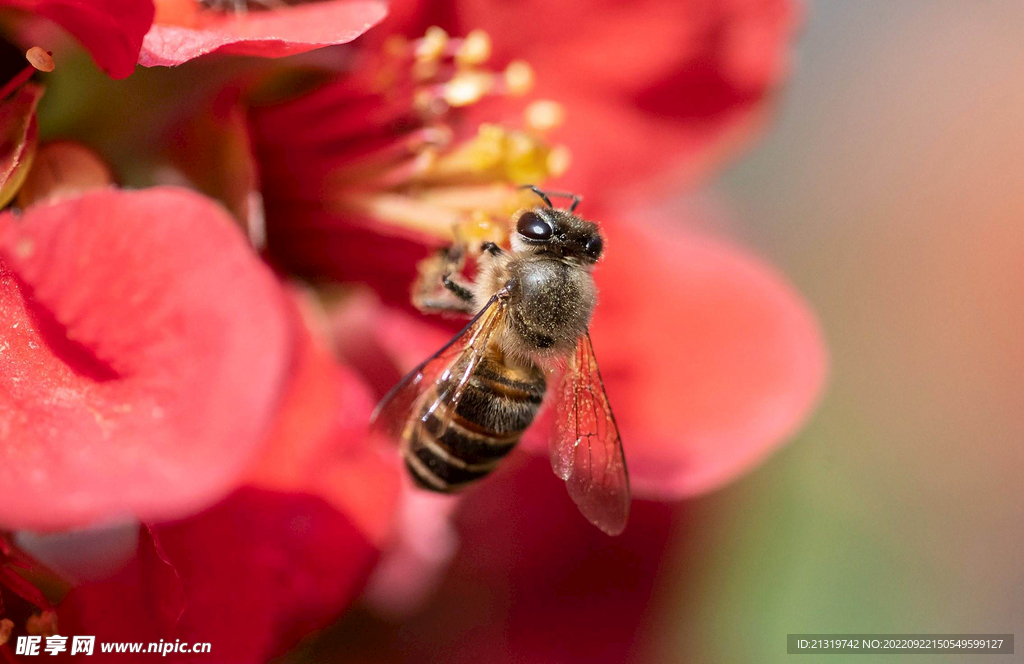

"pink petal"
[531, 214, 826, 499]
[0, 0, 155, 78]
[140, 0, 386, 67]
[0, 187, 293, 530]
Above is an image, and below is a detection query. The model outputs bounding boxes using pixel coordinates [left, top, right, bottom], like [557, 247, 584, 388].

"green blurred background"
[657, 1, 1023, 660]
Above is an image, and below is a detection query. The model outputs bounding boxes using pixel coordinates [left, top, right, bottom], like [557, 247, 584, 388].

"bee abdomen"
[404, 358, 545, 492]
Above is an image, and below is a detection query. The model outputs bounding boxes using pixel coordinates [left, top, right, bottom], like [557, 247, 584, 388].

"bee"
[371, 186, 629, 535]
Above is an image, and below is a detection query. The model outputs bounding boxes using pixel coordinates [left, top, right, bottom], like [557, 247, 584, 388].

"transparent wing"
[551, 331, 631, 535]
[371, 293, 507, 442]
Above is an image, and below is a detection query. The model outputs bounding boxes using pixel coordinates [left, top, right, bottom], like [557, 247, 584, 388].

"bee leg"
[442, 274, 475, 302]
[415, 294, 475, 315]
[413, 245, 476, 315]
[433, 244, 475, 303]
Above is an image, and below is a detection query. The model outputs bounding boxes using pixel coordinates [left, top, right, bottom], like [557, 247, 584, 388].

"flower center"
[251, 28, 570, 252]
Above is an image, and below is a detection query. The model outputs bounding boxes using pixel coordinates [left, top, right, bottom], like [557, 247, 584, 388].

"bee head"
[509, 207, 604, 265]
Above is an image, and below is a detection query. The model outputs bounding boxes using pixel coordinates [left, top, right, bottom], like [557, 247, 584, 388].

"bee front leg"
[442, 274, 475, 302]
[412, 245, 477, 316]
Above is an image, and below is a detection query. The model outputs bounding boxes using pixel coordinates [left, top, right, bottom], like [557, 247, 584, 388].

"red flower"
[0, 55, 404, 655]
[140, 0, 386, 67]
[4, 270, 402, 662]
[0, 191, 404, 661]
[0, 0, 155, 78]
[0, 187, 294, 530]
[50, 292, 403, 662]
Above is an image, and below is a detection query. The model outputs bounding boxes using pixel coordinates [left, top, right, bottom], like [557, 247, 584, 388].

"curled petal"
[140, 0, 387, 67]
[1, 0, 156, 78]
[0, 83, 42, 209]
[0, 187, 292, 530]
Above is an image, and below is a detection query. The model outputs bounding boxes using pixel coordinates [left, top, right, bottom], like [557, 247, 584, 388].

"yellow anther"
[524, 99, 565, 132]
[503, 130, 552, 183]
[504, 60, 534, 96]
[443, 71, 494, 107]
[25, 47, 54, 72]
[456, 30, 492, 67]
[413, 124, 503, 182]
[415, 26, 449, 62]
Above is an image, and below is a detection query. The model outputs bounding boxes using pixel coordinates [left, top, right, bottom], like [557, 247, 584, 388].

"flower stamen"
[252, 27, 572, 262]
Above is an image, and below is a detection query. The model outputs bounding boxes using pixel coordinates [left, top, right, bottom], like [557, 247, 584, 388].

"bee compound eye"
[516, 211, 553, 241]
[585, 234, 603, 259]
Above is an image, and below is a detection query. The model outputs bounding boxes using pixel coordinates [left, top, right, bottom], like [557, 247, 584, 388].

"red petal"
[1, 0, 155, 78]
[0, 83, 41, 209]
[140, 0, 386, 67]
[58, 488, 379, 662]
[245, 287, 403, 546]
[525, 213, 826, 499]
[0, 187, 293, 530]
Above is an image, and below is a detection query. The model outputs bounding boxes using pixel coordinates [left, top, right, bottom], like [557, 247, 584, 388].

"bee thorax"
[504, 257, 595, 357]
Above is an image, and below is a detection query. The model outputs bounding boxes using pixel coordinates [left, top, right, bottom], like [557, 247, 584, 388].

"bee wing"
[551, 332, 631, 535]
[371, 293, 507, 442]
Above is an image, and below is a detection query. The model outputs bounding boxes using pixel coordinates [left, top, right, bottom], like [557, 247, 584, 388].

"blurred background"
[677, 0, 1023, 660]
[286, 2, 1023, 661]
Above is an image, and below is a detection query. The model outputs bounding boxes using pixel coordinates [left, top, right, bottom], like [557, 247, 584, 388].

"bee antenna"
[519, 184, 553, 208]
[518, 185, 584, 212]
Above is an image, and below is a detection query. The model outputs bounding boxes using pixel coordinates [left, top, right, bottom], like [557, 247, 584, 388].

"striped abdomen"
[403, 353, 546, 492]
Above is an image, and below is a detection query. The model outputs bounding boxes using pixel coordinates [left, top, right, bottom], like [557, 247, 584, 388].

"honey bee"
[371, 186, 629, 535]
